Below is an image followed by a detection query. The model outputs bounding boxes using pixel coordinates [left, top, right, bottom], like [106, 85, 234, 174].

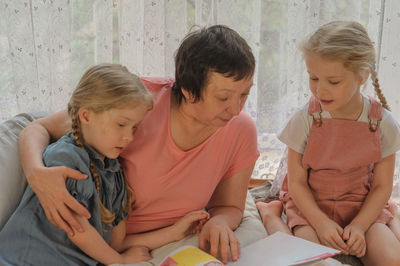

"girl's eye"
[329, 81, 340, 85]
[241, 93, 249, 98]
[118, 123, 125, 127]
[310, 77, 318, 81]
[219, 98, 228, 102]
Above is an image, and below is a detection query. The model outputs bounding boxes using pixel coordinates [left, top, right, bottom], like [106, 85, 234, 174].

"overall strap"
[308, 96, 322, 127]
[368, 96, 383, 132]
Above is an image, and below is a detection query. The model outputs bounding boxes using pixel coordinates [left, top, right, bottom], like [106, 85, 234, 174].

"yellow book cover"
[160, 245, 223, 266]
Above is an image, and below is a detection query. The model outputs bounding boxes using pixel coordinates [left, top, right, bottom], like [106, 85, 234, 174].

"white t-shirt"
[278, 95, 400, 158]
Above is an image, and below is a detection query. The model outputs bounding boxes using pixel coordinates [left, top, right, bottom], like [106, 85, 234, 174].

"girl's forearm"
[69, 215, 123, 265]
[122, 224, 180, 250]
[352, 154, 395, 231]
[351, 184, 392, 231]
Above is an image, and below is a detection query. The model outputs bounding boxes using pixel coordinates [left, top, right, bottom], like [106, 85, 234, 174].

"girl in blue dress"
[0, 64, 209, 265]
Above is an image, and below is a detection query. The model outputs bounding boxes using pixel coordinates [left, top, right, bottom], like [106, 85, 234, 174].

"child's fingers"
[342, 227, 350, 241]
[186, 210, 210, 221]
[348, 235, 365, 258]
[331, 234, 348, 254]
[350, 241, 364, 258]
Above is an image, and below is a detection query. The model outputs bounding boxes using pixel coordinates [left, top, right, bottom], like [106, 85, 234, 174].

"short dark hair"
[172, 25, 255, 104]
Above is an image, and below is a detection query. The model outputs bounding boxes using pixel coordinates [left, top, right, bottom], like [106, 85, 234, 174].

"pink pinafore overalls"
[280, 96, 393, 230]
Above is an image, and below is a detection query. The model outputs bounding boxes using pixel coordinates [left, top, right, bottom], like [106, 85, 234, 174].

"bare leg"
[293, 224, 320, 244]
[256, 200, 292, 235]
[388, 201, 400, 241]
[361, 223, 400, 266]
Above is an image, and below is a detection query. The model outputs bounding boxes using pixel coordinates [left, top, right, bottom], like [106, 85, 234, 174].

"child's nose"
[316, 82, 327, 95]
[124, 132, 133, 143]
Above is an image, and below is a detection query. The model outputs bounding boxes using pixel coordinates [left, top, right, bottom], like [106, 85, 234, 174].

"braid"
[70, 107, 84, 147]
[70, 106, 115, 226]
[89, 160, 115, 224]
[371, 68, 390, 111]
[123, 178, 135, 214]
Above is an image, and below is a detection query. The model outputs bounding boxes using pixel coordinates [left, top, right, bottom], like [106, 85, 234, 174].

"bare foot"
[256, 200, 291, 235]
[388, 201, 400, 242]
[256, 200, 283, 221]
[388, 201, 400, 218]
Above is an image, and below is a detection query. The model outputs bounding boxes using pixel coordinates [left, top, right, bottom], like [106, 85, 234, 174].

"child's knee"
[378, 253, 400, 266]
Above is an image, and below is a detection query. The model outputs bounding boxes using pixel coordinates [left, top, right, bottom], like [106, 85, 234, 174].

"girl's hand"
[198, 217, 240, 264]
[28, 166, 90, 236]
[314, 218, 348, 254]
[172, 210, 210, 240]
[343, 223, 366, 258]
[120, 245, 151, 263]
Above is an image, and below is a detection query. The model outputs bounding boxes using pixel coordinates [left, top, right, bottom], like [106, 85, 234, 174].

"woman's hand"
[29, 165, 90, 236]
[314, 218, 348, 254]
[198, 217, 240, 264]
[120, 246, 152, 264]
[343, 223, 366, 257]
[172, 210, 210, 240]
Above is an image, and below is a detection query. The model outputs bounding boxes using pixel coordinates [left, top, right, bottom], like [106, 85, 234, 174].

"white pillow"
[0, 112, 47, 229]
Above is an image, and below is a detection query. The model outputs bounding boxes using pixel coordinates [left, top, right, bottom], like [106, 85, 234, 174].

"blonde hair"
[300, 20, 390, 110]
[68, 63, 153, 226]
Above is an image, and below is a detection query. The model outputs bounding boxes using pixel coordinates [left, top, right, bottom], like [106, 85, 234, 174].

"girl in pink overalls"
[256, 21, 400, 265]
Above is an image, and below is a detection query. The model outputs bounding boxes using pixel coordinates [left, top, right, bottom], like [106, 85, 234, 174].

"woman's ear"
[78, 108, 92, 125]
[181, 88, 195, 103]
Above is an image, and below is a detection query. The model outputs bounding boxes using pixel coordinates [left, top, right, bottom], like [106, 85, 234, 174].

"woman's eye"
[329, 81, 340, 85]
[118, 123, 125, 127]
[310, 77, 318, 81]
[219, 98, 228, 102]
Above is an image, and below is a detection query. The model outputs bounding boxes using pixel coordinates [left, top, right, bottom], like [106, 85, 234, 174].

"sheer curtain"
[1, 0, 400, 201]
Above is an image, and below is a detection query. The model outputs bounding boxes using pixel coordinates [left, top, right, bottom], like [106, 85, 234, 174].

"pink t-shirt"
[121, 77, 259, 234]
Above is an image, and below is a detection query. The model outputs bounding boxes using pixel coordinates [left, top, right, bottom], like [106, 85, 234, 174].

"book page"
[227, 232, 340, 266]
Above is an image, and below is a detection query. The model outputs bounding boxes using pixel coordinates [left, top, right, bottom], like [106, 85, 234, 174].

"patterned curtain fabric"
[1, 0, 399, 202]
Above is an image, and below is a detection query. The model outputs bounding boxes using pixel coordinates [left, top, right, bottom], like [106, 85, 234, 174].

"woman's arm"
[110, 210, 209, 251]
[287, 148, 348, 253]
[19, 110, 90, 235]
[70, 215, 151, 264]
[198, 164, 254, 264]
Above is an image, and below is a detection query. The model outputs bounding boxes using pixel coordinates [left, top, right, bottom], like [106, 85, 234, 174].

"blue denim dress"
[0, 133, 129, 265]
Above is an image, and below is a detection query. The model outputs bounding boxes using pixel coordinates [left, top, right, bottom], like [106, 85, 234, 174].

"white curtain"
[1, 0, 400, 202]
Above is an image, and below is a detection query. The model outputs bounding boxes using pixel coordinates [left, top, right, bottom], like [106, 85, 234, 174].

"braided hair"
[68, 63, 153, 226]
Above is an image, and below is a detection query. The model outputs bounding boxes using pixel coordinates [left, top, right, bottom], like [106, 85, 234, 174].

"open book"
[227, 232, 340, 266]
[160, 232, 339, 266]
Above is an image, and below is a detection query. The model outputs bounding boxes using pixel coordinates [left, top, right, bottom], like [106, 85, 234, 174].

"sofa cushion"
[0, 112, 48, 229]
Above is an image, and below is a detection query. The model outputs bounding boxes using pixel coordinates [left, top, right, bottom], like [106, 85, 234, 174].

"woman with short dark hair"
[18, 25, 259, 264]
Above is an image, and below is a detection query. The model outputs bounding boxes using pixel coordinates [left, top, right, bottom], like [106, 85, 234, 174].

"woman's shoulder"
[140, 77, 174, 105]
[140, 77, 174, 93]
[231, 111, 255, 126]
[226, 111, 257, 136]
